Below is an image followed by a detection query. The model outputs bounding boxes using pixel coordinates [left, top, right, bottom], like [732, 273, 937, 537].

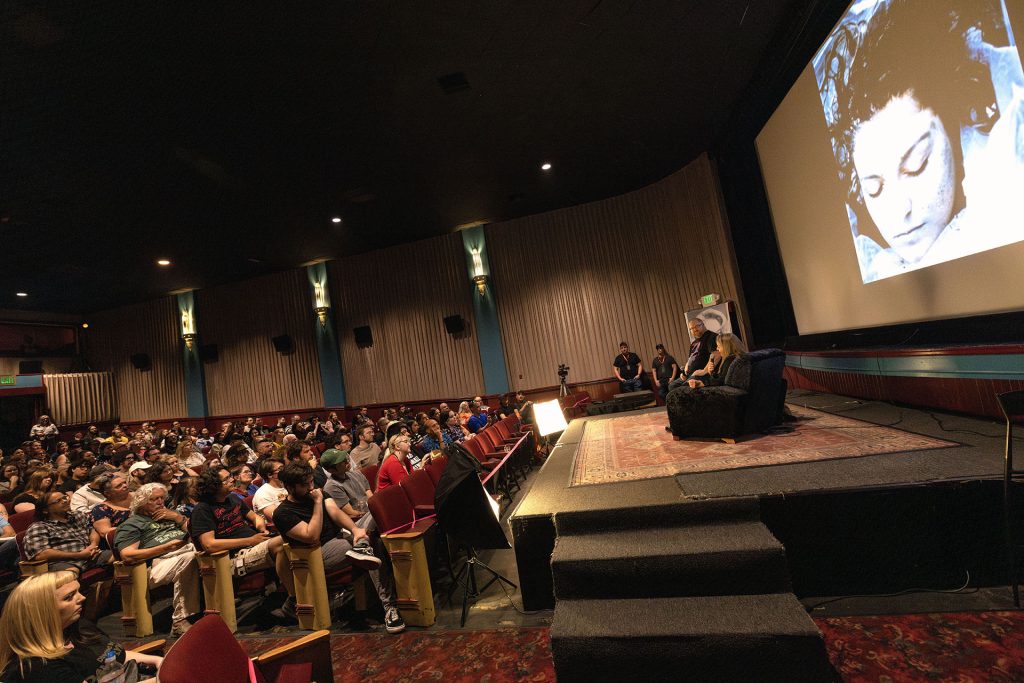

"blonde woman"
[687, 333, 747, 389]
[0, 571, 163, 682]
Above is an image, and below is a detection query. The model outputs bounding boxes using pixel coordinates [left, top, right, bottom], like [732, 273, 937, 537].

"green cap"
[319, 448, 349, 469]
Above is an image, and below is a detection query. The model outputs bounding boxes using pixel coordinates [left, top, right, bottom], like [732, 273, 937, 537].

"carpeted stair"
[548, 498, 835, 682]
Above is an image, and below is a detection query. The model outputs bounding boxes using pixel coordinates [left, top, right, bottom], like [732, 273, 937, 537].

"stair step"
[551, 521, 791, 599]
[550, 593, 834, 682]
[554, 496, 760, 535]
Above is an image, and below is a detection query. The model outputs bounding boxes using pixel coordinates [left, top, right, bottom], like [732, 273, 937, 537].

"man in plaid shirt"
[23, 490, 112, 573]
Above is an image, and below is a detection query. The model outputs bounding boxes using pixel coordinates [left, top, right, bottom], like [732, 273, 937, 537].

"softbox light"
[533, 399, 568, 437]
[435, 443, 510, 550]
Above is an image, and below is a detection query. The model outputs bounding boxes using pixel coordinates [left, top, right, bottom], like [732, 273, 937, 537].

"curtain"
[330, 232, 485, 405]
[197, 270, 324, 415]
[87, 297, 187, 422]
[43, 372, 117, 426]
[487, 154, 745, 390]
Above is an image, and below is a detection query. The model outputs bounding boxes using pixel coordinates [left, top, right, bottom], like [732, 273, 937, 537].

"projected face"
[852, 92, 955, 264]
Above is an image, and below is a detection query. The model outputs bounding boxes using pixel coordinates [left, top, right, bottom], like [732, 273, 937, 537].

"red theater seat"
[360, 464, 379, 492]
[399, 469, 436, 519]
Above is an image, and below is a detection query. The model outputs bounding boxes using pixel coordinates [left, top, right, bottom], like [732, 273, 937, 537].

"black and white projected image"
[813, 0, 1024, 284]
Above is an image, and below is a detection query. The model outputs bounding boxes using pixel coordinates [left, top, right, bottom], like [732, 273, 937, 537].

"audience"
[69, 466, 111, 513]
[12, 469, 54, 514]
[377, 434, 414, 492]
[90, 474, 132, 538]
[23, 490, 112, 574]
[252, 458, 287, 523]
[349, 425, 381, 470]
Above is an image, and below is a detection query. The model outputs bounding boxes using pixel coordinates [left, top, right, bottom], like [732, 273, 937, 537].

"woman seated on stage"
[686, 333, 747, 389]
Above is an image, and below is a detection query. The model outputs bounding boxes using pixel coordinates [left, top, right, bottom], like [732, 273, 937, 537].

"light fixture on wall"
[180, 306, 197, 350]
[313, 281, 329, 326]
[470, 248, 488, 296]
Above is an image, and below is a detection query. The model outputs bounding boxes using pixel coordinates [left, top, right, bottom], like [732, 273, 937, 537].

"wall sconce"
[180, 308, 197, 350]
[313, 281, 329, 326]
[471, 249, 488, 296]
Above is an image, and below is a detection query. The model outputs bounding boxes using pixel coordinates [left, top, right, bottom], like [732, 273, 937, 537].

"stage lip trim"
[786, 351, 1024, 381]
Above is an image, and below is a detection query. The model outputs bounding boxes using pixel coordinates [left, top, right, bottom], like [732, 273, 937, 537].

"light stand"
[533, 399, 569, 458]
[448, 544, 518, 626]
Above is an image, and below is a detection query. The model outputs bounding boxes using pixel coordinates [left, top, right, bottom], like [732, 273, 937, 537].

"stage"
[509, 389, 1008, 611]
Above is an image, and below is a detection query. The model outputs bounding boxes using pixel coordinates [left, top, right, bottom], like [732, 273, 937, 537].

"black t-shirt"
[685, 331, 718, 374]
[613, 352, 642, 380]
[2, 621, 124, 683]
[652, 354, 678, 380]
[273, 496, 338, 548]
[190, 496, 256, 549]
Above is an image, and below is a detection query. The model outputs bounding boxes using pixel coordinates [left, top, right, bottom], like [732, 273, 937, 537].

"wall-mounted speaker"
[443, 314, 466, 335]
[271, 334, 294, 355]
[353, 325, 373, 348]
[130, 353, 152, 371]
[18, 360, 43, 374]
[198, 344, 219, 363]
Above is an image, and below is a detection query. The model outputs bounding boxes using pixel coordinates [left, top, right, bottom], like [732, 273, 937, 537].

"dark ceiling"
[1, 0, 802, 314]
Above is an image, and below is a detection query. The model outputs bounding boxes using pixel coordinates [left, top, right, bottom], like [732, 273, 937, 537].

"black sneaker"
[345, 545, 382, 570]
[384, 606, 406, 634]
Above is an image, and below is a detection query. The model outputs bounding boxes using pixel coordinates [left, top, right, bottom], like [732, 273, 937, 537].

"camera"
[557, 363, 570, 379]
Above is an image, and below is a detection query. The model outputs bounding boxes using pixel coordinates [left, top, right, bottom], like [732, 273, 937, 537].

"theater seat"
[368, 486, 436, 627]
[280, 542, 368, 631]
[399, 469, 436, 519]
[107, 529, 155, 637]
[360, 464, 379, 492]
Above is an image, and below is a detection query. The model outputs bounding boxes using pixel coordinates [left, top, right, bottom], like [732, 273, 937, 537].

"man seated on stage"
[613, 341, 644, 392]
[651, 344, 679, 400]
[668, 318, 718, 393]
[273, 463, 406, 634]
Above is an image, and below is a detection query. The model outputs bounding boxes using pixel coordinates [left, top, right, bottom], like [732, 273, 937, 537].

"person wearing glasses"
[376, 434, 414, 492]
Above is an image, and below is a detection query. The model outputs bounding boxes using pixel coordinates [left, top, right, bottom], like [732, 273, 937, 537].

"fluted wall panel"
[487, 154, 745, 390]
[197, 270, 324, 415]
[330, 232, 485, 405]
[44, 372, 118, 426]
[87, 297, 187, 422]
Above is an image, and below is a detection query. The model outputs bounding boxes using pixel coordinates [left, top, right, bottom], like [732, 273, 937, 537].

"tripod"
[448, 544, 518, 626]
[559, 373, 569, 397]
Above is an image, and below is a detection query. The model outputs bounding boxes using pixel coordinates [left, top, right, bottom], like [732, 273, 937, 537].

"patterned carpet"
[239, 627, 554, 682]
[814, 610, 1024, 682]
[570, 404, 958, 486]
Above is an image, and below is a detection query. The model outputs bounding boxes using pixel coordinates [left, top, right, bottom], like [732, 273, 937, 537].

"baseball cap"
[128, 461, 152, 475]
[319, 449, 349, 469]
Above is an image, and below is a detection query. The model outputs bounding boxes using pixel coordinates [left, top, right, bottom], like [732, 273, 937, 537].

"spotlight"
[16, 292, 27, 297]
[541, 162, 552, 171]
[157, 259, 171, 266]
[81, 323, 89, 329]
[331, 217, 342, 223]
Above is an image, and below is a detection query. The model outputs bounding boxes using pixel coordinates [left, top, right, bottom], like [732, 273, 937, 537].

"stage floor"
[509, 389, 1008, 609]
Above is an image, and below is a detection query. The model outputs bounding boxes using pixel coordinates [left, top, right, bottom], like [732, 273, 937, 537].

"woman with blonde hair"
[687, 333, 747, 389]
[0, 571, 162, 682]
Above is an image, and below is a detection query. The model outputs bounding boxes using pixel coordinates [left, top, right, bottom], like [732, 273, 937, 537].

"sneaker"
[384, 606, 406, 634]
[170, 619, 192, 638]
[345, 545, 382, 570]
[270, 596, 296, 620]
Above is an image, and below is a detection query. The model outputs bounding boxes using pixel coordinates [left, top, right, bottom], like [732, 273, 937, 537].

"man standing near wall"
[651, 344, 679, 400]
[613, 342, 644, 392]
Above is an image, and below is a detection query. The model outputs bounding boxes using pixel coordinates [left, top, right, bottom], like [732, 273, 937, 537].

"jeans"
[621, 377, 642, 392]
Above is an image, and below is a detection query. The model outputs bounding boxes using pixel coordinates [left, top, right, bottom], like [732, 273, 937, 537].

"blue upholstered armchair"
[666, 348, 787, 439]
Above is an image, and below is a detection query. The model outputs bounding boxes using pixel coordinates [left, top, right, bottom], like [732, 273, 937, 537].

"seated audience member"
[0, 462, 21, 496]
[418, 419, 450, 455]
[91, 474, 132, 538]
[189, 467, 294, 603]
[0, 571, 164, 683]
[667, 317, 719, 392]
[59, 460, 91, 494]
[465, 401, 488, 434]
[252, 459, 287, 523]
[320, 450, 374, 529]
[12, 468, 54, 514]
[273, 463, 405, 634]
[162, 454, 196, 479]
[170, 476, 199, 519]
[687, 333, 747, 388]
[457, 401, 472, 428]
[349, 424, 381, 470]
[229, 463, 259, 499]
[336, 432, 353, 452]
[440, 410, 467, 443]
[127, 461, 151, 491]
[377, 434, 414, 492]
[23, 490, 112, 575]
[285, 441, 327, 488]
[144, 462, 177, 491]
[175, 436, 206, 470]
[0, 503, 17, 570]
[114, 483, 199, 637]
[70, 466, 112, 513]
[613, 341, 644, 392]
[253, 437, 276, 464]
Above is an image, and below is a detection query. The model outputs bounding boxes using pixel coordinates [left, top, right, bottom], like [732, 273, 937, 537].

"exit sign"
[700, 293, 720, 306]
[0, 376, 14, 385]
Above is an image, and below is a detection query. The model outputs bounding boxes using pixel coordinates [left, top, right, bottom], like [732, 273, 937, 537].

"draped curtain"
[87, 296, 187, 422]
[197, 270, 324, 415]
[487, 154, 745, 390]
[330, 232, 485, 405]
[44, 372, 117, 426]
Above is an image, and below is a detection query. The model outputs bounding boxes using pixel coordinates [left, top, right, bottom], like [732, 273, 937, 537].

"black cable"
[804, 569, 976, 612]
[925, 411, 1024, 442]
[495, 575, 546, 616]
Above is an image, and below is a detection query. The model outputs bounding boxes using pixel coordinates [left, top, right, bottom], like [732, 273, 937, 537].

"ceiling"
[1, 0, 802, 314]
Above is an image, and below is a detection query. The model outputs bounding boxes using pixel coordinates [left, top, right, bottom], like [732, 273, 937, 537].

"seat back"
[367, 484, 415, 534]
[399, 470, 435, 516]
[462, 436, 487, 462]
[425, 454, 447, 485]
[158, 614, 255, 683]
[7, 509, 36, 534]
[360, 464, 379, 492]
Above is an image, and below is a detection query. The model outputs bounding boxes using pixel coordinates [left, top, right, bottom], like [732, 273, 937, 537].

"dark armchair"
[666, 348, 787, 440]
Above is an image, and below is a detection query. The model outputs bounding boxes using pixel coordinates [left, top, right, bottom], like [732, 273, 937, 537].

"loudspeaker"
[443, 314, 465, 335]
[18, 360, 43, 374]
[353, 325, 373, 348]
[129, 353, 152, 371]
[198, 344, 218, 363]
[271, 334, 294, 355]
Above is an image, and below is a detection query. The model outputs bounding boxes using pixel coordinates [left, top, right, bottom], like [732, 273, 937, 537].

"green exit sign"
[0, 376, 15, 385]
[700, 294, 719, 306]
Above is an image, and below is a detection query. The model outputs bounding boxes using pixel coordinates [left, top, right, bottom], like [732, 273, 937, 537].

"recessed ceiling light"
[81, 322, 89, 329]
[16, 292, 27, 297]
[541, 162, 552, 171]
[331, 217, 342, 224]
[157, 259, 171, 266]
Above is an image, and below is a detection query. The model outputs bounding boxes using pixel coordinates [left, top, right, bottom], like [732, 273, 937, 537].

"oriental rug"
[814, 610, 1024, 682]
[238, 627, 554, 683]
[569, 404, 958, 486]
